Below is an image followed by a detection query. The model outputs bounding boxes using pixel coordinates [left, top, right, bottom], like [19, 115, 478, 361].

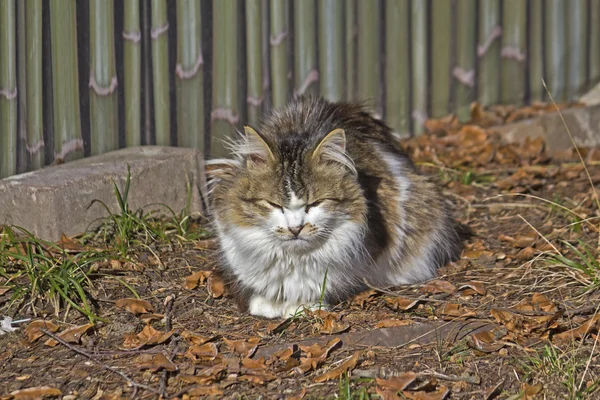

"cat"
[206, 96, 468, 319]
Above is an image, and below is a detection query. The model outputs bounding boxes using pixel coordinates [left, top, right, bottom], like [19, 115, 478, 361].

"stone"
[493, 104, 600, 153]
[0, 146, 207, 241]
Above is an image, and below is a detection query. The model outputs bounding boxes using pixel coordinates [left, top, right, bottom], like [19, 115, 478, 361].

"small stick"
[41, 329, 159, 396]
[420, 370, 481, 385]
[160, 295, 176, 398]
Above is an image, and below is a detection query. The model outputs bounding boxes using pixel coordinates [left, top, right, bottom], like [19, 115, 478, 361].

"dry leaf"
[186, 342, 219, 362]
[376, 372, 417, 391]
[122, 325, 174, 349]
[376, 319, 414, 328]
[138, 353, 177, 372]
[7, 386, 62, 399]
[241, 356, 267, 370]
[438, 303, 477, 319]
[295, 338, 341, 374]
[184, 270, 212, 290]
[468, 331, 506, 353]
[181, 330, 212, 345]
[188, 386, 224, 396]
[25, 320, 59, 343]
[352, 290, 377, 307]
[514, 234, 537, 248]
[458, 282, 486, 296]
[523, 382, 543, 400]
[554, 315, 600, 343]
[0, 286, 12, 295]
[178, 364, 226, 385]
[115, 298, 155, 315]
[239, 370, 277, 384]
[137, 324, 174, 345]
[313, 351, 360, 383]
[207, 274, 225, 298]
[58, 233, 85, 252]
[319, 315, 350, 335]
[402, 385, 450, 400]
[376, 387, 402, 400]
[44, 323, 93, 347]
[139, 313, 165, 323]
[223, 337, 260, 358]
[385, 297, 420, 311]
[420, 280, 457, 295]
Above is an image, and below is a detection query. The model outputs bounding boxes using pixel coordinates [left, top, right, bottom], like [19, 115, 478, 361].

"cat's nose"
[288, 224, 305, 237]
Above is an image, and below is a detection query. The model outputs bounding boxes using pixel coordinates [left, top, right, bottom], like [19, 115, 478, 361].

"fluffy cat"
[206, 96, 467, 319]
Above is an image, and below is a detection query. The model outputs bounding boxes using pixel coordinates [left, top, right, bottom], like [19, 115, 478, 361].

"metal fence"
[0, 0, 598, 179]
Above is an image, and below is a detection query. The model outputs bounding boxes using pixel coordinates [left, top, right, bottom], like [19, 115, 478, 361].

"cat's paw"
[248, 295, 285, 318]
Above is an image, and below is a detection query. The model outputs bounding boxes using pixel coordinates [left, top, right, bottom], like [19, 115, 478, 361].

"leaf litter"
[1, 101, 600, 398]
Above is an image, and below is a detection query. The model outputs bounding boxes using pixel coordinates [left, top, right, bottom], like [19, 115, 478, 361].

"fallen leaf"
[178, 364, 226, 385]
[314, 351, 360, 383]
[385, 297, 420, 311]
[376, 319, 414, 328]
[187, 386, 224, 396]
[554, 314, 600, 343]
[241, 356, 266, 370]
[185, 342, 219, 362]
[137, 324, 174, 345]
[457, 282, 487, 296]
[266, 318, 294, 335]
[295, 338, 341, 374]
[420, 280, 457, 295]
[138, 353, 177, 372]
[181, 330, 212, 345]
[207, 274, 225, 298]
[115, 298, 155, 315]
[0, 286, 12, 295]
[319, 315, 350, 335]
[376, 372, 417, 391]
[25, 320, 59, 343]
[139, 313, 164, 323]
[402, 385, 450, 400]
[352, 290, 377, 307]
[523, 382, 543, 400]
[239, 370, 277, 384]
[514, 234, 537, 248]
[376, 387, 402, 400]
[7, 386, 62, 399]
[468, 331, 506, 353]
[122, 325, 174, 349]
[58, 233, 85, 252]
[438, 303, 477, 319]
[223, 337, 260, 358]
[44, 323, 93, 347]
[184, 270, 212, 290]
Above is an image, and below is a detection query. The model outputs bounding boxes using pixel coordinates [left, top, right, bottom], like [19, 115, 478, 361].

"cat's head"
[206, 125, 366, 253]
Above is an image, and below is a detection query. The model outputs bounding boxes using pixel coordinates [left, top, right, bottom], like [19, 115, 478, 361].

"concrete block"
[493, 104, 600, 153]
[0, 146, 206, 242]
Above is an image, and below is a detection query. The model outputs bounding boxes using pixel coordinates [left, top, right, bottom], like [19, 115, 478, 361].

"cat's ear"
[242, 126, 274, 165]
[205, 159, 239, 182]
[312, 128, 356, 175]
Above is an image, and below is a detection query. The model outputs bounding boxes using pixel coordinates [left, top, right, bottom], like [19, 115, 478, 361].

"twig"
[160, 295, 176, 398]
[164, 295, 175, 331]
[420, 370, 481, 385]
[41, 329, 159, 396]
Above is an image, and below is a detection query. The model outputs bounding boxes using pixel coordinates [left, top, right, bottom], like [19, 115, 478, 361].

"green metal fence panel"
[0, 0, 598, 178]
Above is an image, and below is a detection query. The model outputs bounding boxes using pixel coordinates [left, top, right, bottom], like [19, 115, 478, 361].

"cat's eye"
[258, 199, 283, 211]
[305, 200, 324, 212]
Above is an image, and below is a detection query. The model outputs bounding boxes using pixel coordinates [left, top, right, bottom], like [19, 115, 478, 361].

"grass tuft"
[0, 225, 106, 322]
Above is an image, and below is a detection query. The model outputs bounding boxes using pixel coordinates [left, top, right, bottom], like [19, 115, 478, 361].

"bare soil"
[1, 105, 599, 399]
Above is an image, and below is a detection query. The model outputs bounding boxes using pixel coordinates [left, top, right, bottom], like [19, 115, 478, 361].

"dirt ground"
[1, 103, 599, 399]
